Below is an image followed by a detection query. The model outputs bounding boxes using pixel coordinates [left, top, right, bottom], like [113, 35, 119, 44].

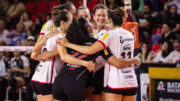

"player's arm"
[31, 49, 59, 61]
[57, 44, 95, 72]
[57, 38, 104, 55]
[107, 56, 140, 68]
[33, 29, 59, 53]
[100, 48, 140, 68]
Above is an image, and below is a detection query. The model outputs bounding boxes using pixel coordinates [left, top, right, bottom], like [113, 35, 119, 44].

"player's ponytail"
[108, 7, 127, 26]
[54, 11, 69, 27]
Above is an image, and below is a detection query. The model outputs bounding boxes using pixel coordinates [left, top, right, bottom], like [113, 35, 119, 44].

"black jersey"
[59, 38, 112, 79]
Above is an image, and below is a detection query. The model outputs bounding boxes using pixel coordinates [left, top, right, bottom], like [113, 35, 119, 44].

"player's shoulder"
[45, 19, 54, 25]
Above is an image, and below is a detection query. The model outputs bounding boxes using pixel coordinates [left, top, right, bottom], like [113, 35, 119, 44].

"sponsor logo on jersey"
[119, 36, 134, 43]
[124, 74, 133, 79]
[123, 44, 131, 50]
[121, 70, 131, 73]
[84, 42, 93, 45]
[67, 64, 80, 68]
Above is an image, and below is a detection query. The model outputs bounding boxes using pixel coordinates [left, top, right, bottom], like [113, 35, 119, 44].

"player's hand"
[133, 57, 141, 67]
[85, 61, 95, 72]
[56, 38, 69, 46]
[10, 67, 18, 72]
[44, 29, 60, 39]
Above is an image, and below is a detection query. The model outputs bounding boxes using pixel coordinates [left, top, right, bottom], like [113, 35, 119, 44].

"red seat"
[87, 0, 99, 12]
[48, 1, 60, 12]
[74, 0, 83, 8]
[25, 1, 36, 13]
[36, 1, 48, 13]
[152, 44, 161, 52]
[31, 14, 40, 24]
[42, 15, 47, 22]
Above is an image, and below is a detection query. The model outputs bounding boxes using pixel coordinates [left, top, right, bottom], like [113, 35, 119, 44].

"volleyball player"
[76, 5, 91, 21]
[57, 7, 140, 101]
[31, 11, 95, 101]
[33, 1, 76, 52]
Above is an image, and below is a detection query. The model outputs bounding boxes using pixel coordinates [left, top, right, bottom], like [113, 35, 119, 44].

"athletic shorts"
[52, 75, 87, 101]
[105, 87, 137, 96]
[31, 81, 53, 95]
[92, 67, 104, 94]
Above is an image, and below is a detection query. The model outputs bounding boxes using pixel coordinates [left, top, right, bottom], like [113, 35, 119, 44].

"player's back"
[108, 28, 134, 59]
[31, 31, 64, 84]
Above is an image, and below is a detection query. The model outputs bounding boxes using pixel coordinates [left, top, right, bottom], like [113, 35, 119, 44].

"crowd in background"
[0, 0, 180, 100]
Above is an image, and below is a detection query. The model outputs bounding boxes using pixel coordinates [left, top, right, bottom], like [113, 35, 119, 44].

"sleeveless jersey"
[92, 25, 111, 72]
[59, 38, 112, 79]
[40, 19, 55, 35]
[98, 27, 138, 89]
[31, 28, 64, 84]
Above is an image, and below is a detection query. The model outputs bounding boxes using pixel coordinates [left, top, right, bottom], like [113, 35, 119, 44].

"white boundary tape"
[0, 46, 34, 52]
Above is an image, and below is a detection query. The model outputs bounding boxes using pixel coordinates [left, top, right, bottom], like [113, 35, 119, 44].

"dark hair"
[66, 18, 91, 45]
[0, 18, 6, 26]
[51, 6, 61, 16]
[54, 11, 69, 27]
[106, 0, 122, 10]
[108, 7, 126, 26]
[140, 42, 150, 60]
[162, 23, 171, 30]
[93, 3, 108, 15]
[59, 1, 74, 11]
[162, 41, 172, 57]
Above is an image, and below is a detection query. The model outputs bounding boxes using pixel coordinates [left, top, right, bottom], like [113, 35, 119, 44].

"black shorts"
[92, 67, 104, 94]
[31, 81, 53, 95]
[105, 87, 137, 96]
[52, 75, 87, 101]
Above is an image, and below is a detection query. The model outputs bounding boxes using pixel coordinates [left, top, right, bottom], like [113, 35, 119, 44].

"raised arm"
[57, 44, 95, 72]
[57, 38, 104, 55]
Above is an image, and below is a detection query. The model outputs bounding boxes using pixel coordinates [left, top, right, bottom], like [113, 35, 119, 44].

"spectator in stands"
[137, 42, 153, 63]
[10, 23, 26, 46]
[24, 36, 38, 101]
[9, 50, 30, 100]
[19, 12, 33, 31]
[106, 0, 123, 10]
[153, 41, 171, 63]
[32, 17, 43, 37]
[163, 5, 180, 33]
[0, 19, 11, 45]
[19, 39, 27, 46]
[152, 23, 176, 45]
[136, 4, 154, 42]
[0, 52, 9, 101]
[26, 36, 35, 46]
[166, 36, 180, 63]
[26, 29, 33, 38]
[166, 0, 180, 15]
[6, 0, 26, 29]
[0, 0, 9, 19]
